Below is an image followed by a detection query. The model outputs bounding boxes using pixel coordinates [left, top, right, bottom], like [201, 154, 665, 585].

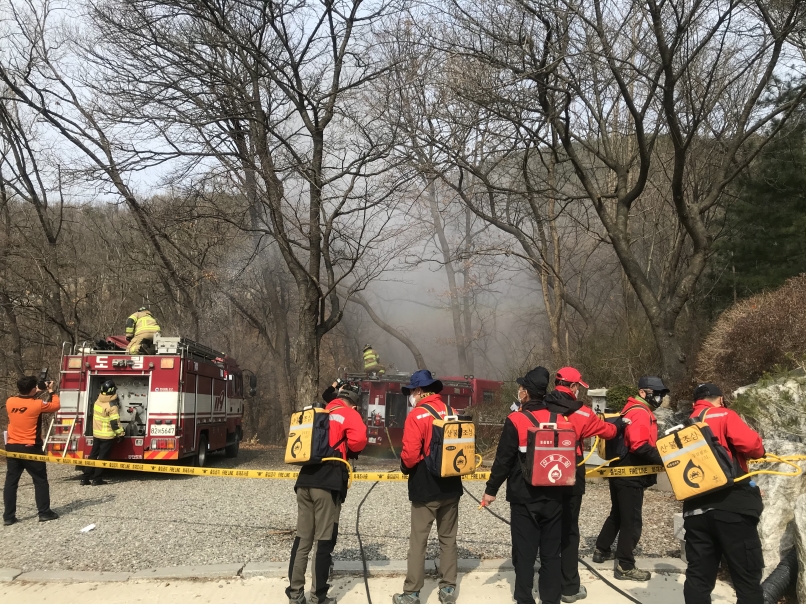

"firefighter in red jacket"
[594, 375, 666, 582]
[393, 370, 461, 605]
[682, 383, 765, 604]
[482, 367, 619, 604]
[286, 387, 367, 605]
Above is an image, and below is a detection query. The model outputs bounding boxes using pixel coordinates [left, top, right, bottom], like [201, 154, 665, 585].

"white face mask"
[408, 394, 416, 406]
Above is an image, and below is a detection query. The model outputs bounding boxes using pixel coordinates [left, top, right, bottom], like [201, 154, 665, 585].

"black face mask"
[644, 392, 663, 409]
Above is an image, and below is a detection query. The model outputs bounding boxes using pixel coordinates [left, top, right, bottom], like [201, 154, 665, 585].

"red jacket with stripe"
[613, 397, 663, 487]
[294, 399, 367, 500]
[542, 388, 618, 495]
[684, 400, 765, 517]
[690, 400, 764, 474]
[400, 394, 463, 502]
[486, 398, 617, 502]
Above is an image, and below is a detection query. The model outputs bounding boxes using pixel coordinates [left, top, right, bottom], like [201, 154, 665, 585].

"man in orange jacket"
[3, 375, 61, 525]
[393, 370, 461, 605]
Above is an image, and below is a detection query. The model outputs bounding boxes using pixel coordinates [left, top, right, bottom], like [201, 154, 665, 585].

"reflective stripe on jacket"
[363, 348, 380, 370]
[126, 310, 160, 337]
[93, 394, 124, 439]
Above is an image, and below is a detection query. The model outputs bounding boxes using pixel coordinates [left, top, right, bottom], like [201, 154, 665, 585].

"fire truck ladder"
[42, 342, 87, 456]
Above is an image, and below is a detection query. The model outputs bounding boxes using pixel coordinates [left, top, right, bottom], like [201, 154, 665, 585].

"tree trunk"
[426, 178, 470, 373]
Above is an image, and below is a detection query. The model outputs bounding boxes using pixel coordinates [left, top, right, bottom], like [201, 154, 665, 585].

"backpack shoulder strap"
[420, 403, 441, 420]
[698, 408, 709, 422]
[521, 409, 546, 427]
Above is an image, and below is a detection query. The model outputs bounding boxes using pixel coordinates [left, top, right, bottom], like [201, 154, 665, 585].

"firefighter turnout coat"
[363, 348, 381, 372]
[125, 310, 160, 340]
[92, 394, 125, 440]
[294, 399, 367, 500]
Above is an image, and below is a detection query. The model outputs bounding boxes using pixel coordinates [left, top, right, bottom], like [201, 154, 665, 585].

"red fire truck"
[45, 336, 248, 466]
[345, 371, 503, 453]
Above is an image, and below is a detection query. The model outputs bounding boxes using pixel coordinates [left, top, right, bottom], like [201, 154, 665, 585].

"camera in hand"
[37, 367, 49, 391]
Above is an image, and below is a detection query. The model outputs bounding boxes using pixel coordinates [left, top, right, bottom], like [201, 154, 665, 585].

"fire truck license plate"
[149, 425, 176, 436]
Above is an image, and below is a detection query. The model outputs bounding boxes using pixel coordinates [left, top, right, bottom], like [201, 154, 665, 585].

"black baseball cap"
[638, 376, 668, 392]
[693, 383, 723, 400]
[516, 366, 550, 395]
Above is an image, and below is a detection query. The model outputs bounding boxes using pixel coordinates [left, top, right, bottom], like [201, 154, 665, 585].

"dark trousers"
[561, 493, 582, 596]
[511, 499, 563, 604]
[82, 438, 115, 480]
[595, 482, 644, 569]
[683, 511, 764, 604]
[3, 443, 51, 521]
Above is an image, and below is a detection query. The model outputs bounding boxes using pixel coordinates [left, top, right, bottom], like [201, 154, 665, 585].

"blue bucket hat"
[401, 369, 443, 395]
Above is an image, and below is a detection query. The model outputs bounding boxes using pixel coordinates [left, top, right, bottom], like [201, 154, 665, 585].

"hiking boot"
[614, 564, 651, 581]
[80, 478, 91, 486]
[592, 548, 614, 563]
[439, 586, 457, 604]
[91, 479, 109, 486]
[561, 585, 587, 603]
[38, 510, 59, 522]
[309, 594, 334, 604]
[287, 590, 306, 604]
[3, 517, 17, 526]
[392, 592, 421, 604]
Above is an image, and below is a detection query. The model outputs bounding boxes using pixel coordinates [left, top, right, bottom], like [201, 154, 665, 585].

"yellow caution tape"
[585, 464, 664, 478]
[0, 449, 489, 482]
[2, 449, 802, 482]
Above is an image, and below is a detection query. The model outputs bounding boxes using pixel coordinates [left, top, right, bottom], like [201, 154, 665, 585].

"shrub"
[695, 274, 806, 395]
[606, 384, 638, 411]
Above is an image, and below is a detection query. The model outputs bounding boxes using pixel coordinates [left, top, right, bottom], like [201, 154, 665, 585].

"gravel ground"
[0, 446, 681, 572]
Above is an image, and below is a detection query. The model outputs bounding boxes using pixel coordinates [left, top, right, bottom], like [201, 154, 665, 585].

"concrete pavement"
[0, 559, 737, 604]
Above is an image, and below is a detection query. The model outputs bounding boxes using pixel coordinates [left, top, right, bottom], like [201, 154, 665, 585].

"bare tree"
[77, 0, 406, 411]
[434, 0, 806, 383]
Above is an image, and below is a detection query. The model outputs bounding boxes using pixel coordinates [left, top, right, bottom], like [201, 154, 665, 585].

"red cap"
[556, 367, 589, 389]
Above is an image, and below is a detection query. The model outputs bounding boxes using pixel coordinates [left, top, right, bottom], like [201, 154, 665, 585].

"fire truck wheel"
[224, 435, 239, 458]
[194, 434, 209, 467]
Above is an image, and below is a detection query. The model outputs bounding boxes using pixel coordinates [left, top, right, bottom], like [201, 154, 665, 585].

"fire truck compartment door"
[385, 392, 407, 428]
[85, 375, 149, 436]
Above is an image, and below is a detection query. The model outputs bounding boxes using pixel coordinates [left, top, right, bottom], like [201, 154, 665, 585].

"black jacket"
[401, 459, 463, 503]
[295, 461, 351, 501]
[485, 399, 564, 505]
[683, 481, 764, 518]
[322, 386, 338, 403]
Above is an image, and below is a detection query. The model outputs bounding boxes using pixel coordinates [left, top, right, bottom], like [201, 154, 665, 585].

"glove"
[611, 417, 631, 431]
[400, 460, 413, 475]
[346, 449, 359, 460]
[125, 335, 132, 342]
